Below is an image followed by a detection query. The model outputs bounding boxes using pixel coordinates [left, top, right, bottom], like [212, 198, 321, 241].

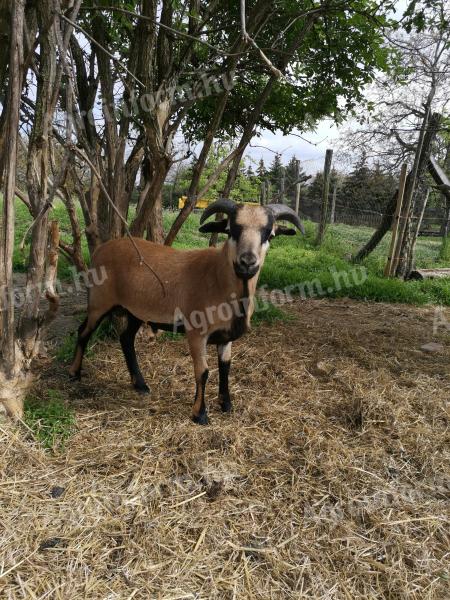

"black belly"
[207, 316, 248, 345]
[148, 315, 248, 345]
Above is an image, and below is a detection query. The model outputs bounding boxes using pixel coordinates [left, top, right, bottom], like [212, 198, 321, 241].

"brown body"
[87, 237, 257, 332]
[69, 202, 303, 424]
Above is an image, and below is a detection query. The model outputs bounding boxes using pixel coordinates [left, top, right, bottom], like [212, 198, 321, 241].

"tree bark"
[18, 0, 57, 358]
[0, 0, 11, 189]
[0, 0, 24, 379]
[146, 191, 165, 243]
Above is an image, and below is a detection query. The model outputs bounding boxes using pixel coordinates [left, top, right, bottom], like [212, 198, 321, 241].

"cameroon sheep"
[69, 200, 304, 424]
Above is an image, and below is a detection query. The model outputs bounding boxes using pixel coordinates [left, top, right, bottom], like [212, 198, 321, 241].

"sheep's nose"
[239, 252, 258, 269]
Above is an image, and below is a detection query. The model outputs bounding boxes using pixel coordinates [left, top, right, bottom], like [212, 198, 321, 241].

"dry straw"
[1, 299, 449, 599]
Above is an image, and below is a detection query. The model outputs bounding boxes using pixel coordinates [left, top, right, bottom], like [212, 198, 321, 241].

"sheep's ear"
[199, 219, 229, 234]
[274, 225, 296, 237]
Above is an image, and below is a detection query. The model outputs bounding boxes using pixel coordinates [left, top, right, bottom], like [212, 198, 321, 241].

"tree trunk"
[146, 191, 165, 243]
[18, 0, 57, 358]
[131, 157, 171, 237]
[0, 0, 26, 418]
[0, 0, 11, 189]
[61, 186, 87, 272]
[395, 112, 441, 278]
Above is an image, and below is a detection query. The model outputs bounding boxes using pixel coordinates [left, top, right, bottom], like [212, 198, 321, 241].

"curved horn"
[200, 199, 237, 224]
[266, 204, 305, 235]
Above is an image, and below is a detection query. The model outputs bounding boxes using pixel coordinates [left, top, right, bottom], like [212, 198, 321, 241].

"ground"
[1, 298, 449, 599]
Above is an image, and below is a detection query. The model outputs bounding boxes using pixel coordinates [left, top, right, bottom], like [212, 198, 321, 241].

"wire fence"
[297, 193, 447, 234]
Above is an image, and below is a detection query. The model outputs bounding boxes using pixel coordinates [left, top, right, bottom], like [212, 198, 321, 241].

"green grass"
[13, 199, 90, 279]
[11, 199, 450, 306]
[158, 330, 184, 341]
[56, 315, 120, 363]
[257, 220, 450, 305]
[24, 389, 75, 451]
[251, 300, 293, 325]
[174, 214, 449, 306]
[440, 236, 450, 262]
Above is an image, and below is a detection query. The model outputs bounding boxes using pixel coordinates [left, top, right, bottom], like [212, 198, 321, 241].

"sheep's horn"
[266, 203, 305, 235]
[200, 199, 237, 224]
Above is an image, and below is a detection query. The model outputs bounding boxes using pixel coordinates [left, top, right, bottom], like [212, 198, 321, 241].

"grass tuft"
[56, 315, 119, 363]
[24, 390, 75, 451]
[251, 301, 293, 325]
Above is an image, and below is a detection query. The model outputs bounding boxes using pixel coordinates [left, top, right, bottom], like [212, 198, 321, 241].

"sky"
[245, 120, 342, 175]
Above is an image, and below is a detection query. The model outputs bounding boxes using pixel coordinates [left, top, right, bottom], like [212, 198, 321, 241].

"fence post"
[260, 180, 266, 206]
[330, 183, 337, 224]
[280, 168, 286, 204]
[295, 183, 301, 215]
[265, 180, 271, 203]
[294, 159, 301, 214]
[316, 149, 333, 245]
[384, 163, 408, 277]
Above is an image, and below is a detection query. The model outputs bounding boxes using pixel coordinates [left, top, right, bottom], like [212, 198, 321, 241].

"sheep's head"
[199, 200, 304, 280]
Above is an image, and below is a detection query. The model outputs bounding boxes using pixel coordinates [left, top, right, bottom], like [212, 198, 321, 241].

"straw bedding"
[1, 298, 449, 599]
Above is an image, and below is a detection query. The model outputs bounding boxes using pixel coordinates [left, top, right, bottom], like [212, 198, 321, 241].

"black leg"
[192, 369, 209, 425]
[70, 316, 101, 379]
[187, 333, 209, 425]
[217, 343, 232, 413]
[120, 312, 149, 394]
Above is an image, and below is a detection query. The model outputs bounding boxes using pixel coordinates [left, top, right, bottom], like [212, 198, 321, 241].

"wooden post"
[316, 149, 333, 245]
[295, 183, 301, 215]
[384, 163, 408, 277]
[280, 167, 285, 204]
[265, 180, 271, 203]
[330, 184, 337, 224]
[293, 159, 300, 213]
[260, 180, 266, 206]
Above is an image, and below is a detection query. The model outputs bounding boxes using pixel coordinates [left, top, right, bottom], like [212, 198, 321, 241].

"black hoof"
[69, 372, 81, 382]
[221, 401, 232, 413]
[134, 382, 150, 395]
[192, 412, 209, 425]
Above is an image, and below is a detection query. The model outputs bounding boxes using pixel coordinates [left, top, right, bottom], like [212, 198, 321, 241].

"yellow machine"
[178, 196, 260, 209]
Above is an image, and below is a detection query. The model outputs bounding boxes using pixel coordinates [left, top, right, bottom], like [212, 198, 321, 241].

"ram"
[70, 200, 303, 424]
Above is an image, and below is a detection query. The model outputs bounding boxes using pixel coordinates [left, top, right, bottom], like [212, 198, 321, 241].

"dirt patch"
[13, 272, 87, 347]
[1, 299, 449, 598]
